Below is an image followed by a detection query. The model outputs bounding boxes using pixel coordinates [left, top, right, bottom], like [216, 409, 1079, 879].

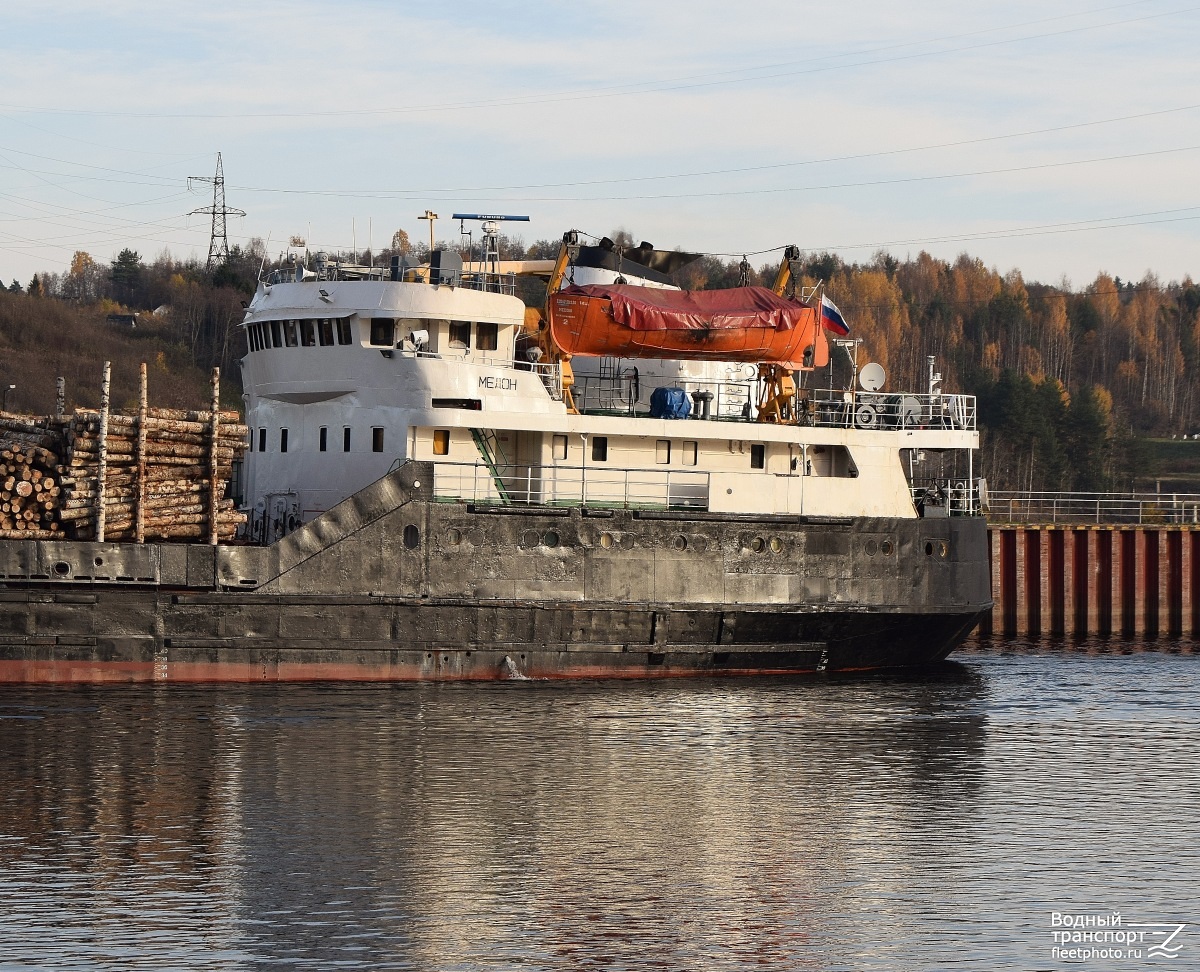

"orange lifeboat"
[547, 284, 830, 370]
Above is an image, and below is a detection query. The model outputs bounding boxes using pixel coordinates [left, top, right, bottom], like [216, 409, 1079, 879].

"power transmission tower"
[188, 153, 245, 269]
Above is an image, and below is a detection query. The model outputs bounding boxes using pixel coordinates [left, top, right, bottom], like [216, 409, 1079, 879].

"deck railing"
[986, 490, 1200, 525]
[572, 375, 976, 431]
[433, 461, 710, 510]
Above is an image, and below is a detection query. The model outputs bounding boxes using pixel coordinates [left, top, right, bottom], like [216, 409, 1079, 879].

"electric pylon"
[188, 153, 246, 268]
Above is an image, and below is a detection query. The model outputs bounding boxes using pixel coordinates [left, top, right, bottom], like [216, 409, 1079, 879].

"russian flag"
[820, 294, 849, 335]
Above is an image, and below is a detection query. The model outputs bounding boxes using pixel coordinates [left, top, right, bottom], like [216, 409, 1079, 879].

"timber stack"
[0, 414, 67, 539]
[0, 369, 248, 543]
[60, 407, 248, 542]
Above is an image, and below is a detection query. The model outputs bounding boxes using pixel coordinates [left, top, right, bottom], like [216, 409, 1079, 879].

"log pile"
[61, 408, 248, 542]
[0, 367, 248, 543]
[0, 415, 67, 539]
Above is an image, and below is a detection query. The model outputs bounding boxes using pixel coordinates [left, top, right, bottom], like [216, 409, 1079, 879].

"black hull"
[0, 463, 992, 682]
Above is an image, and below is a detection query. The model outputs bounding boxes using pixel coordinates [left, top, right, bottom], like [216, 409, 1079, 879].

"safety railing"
[985, 490, 1200, 525]
[572, 375, 755, 419]
[433, 461, 710, 510]
[570, 374, 975, 431]
[909, 478, 979, 517]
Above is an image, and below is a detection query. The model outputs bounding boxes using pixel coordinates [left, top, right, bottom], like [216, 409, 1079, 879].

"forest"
[3, 231, 1197, 493]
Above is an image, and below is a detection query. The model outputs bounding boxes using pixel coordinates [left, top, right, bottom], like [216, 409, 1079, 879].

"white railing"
[433, 462, 710, 510]
[809, 390, 976, 431]
[571, 374, 976, 431]
[986, 490, 1200, 525]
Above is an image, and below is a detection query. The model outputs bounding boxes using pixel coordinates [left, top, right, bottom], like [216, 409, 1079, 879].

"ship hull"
[0, 464, 991, 683]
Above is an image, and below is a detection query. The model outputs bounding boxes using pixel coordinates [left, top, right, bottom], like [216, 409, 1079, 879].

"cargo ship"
[0, 224, 991, 682]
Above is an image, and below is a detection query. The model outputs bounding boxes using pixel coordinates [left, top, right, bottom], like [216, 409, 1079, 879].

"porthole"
[543, 531, 560, 548]
[693, 537, 707, 554]
[673, 535, 688, 551]
[751, 537, 766, 553]
[52, 561, 71, 576]
[93, 556, 104, 567]
[880, 540, 894, 556]
[403, 524, 420, 549]
[769, 537, 783, 554]
[924, 541, 934, 556]
[599, 532, 614, 549]
[520, 530, 540, 548]
[865, 539, 878, 556]
[446, 528, 462, 546]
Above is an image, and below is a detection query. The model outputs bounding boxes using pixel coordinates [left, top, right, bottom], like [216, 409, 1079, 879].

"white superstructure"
[239, 243, 979, 543]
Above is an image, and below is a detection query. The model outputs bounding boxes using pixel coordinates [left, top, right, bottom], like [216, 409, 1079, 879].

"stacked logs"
[60, 407, 248, 542]
[0, 414, 68, 539]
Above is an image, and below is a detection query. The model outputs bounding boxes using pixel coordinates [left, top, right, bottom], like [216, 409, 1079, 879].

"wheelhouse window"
[301, 320, 317, 346]
[750, 443, 765, 469]
[591, 436, 608, 462]
[476, 321, 498, 352]
[369, 318, 395, 347]
[270, 320, 283, 348]
[337, 319, 353, 345]
[319, 319, 335, 346]
[319, 427, 328, 452]
[284, 320, 299, 347]
[372, 427, 385, 453]
[448, 321, 471, 349]
[433, 429, 450, 455]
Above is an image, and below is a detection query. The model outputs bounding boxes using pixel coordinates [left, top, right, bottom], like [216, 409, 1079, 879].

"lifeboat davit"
[548, 284, 830, 370]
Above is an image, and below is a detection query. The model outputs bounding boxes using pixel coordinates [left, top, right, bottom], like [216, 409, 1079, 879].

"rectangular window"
[270, 320, 283, 348]
[655, 439, 671, 464]
[552, 434, 568, 460]
[280, 428, 289, 453]
[337, 319, 353, 345]
[475, 321, 498, 351]
[682, 441, 698, 466]
[258, 428, 267, 452]
[448, 320, 471, 348]
[369, 318, 395, 347]
[750, 443, 765, 469]
[372, 427, 385, 453]
[284, 320, 299, 347]
[319, 427, 328, 452]
[433, 429, 450, 455]
[301, 320, 317, 346]
[319, 319, 334, 346]
[591, 436, 608, 462]
[253, 324, 263, 351]
[343, 427, 351, 452]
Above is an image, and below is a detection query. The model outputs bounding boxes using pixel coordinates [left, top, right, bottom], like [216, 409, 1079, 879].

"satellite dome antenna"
[859, 362, 886, 392]
[452, 213, 530, 275]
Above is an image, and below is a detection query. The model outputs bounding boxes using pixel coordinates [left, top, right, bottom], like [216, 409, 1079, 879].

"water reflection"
[1, 647, 1196, 970]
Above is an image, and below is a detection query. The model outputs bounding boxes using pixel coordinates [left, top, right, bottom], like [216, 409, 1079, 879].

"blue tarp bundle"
[649, 386, 692, 419]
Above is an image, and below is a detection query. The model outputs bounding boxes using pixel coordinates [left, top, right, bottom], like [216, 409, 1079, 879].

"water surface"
[1, 640, 1197, 970]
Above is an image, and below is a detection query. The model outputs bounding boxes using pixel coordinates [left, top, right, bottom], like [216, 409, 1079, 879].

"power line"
[0, 4, 1187, 120]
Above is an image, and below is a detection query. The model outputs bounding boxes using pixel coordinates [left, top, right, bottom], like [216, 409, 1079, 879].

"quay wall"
[982, 525, 1199, 639]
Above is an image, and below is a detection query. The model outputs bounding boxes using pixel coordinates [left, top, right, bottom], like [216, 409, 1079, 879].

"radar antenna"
[451, 213, 530, 275]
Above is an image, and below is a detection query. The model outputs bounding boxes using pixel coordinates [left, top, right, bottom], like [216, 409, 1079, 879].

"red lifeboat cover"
[547, 283, 828, 368]
[561, 284, 806, 331]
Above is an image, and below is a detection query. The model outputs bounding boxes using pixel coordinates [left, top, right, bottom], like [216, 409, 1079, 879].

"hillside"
[0, 291, 241, 417]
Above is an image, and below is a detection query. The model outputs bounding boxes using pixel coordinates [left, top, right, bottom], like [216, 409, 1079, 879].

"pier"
[981, 491, 1200, 638]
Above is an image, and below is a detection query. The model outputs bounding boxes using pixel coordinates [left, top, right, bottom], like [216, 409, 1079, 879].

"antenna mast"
[189, 153, 246, 269]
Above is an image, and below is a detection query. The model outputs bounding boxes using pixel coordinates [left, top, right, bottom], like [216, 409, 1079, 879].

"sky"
[0, 0, 1197, 288]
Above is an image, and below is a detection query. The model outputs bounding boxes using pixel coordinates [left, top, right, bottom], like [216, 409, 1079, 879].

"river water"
[1, 640, 1197, 971]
